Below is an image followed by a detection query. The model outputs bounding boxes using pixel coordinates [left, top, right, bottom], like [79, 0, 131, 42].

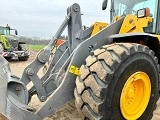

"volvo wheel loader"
[0, 0, 160, 120]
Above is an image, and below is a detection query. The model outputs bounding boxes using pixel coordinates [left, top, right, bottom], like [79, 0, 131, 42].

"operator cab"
[0, 26, 10, 35]
[108, 0, 159, 33]
[0, 25, 18, 36]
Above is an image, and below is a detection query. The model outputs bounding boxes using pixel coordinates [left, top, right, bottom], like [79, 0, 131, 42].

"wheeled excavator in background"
[0, 0, 160, 120]
[0, 25, 29, 61]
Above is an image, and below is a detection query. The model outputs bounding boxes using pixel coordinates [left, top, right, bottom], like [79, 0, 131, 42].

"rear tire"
[18, 43, 29, 61]
[75, 43, 159, 120]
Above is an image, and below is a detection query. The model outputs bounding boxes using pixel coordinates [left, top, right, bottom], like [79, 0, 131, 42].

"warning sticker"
[69, 65, 80, 76]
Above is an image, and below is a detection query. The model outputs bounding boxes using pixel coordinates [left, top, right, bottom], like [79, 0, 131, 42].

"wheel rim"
[120, 72, 151, 119]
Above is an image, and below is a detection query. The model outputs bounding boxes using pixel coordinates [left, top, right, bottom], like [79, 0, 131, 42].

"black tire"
[5, 57, 12, 61]
[18, 56, 28, 61]
[0, 43, 4, 52]
[74, 43, 159, 120]
[18, 43, 29, 61]
[19, 43, 29, 51]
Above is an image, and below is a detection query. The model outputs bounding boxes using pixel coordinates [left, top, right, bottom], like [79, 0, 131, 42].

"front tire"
[18, 56, 28, 61]
[18, 43, 29, 61]
[75, 43, 159, 120]
[18, 43, 29, 51]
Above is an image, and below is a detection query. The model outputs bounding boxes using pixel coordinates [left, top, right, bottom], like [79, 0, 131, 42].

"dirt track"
[9, 50, 160, 120]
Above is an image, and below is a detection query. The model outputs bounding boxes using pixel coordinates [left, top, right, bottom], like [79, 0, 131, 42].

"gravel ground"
[8, 50, 160, 120]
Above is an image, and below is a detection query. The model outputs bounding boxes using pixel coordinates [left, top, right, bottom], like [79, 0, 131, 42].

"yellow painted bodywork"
[113, 16, 121, 22]
[119, 14, 152, 34]
[120, 72, 151, 120]
[91, 22, 108, 36]
[118, 14, 160, 41]
[155, 35, 160, 41]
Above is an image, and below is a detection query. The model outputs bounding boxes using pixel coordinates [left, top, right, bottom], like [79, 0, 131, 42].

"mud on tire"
[74, 43, 159, 120]
[18, 43, 29, 61]
[19, 43, 29, 52]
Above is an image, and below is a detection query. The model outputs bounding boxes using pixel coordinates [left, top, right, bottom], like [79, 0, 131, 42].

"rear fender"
[109, 32, 160, 59]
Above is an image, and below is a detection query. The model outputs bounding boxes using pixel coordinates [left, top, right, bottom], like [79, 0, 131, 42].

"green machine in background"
[0, 25, 29, 61]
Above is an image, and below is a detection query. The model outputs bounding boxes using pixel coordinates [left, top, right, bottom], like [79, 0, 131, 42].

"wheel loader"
[0, 0, 160, 119]
[0, 25, 29, 61]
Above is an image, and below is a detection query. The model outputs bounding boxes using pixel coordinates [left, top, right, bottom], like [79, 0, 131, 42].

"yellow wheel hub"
[120, 72, 151, 120]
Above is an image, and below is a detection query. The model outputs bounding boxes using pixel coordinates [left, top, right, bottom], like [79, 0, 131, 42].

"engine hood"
[5, 35, 19, 41]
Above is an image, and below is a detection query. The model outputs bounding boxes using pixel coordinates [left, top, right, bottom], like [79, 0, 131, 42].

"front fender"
[109, 32, 159, 42]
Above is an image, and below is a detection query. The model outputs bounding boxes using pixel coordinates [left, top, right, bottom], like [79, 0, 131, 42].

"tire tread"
[75, 43, 159, 120]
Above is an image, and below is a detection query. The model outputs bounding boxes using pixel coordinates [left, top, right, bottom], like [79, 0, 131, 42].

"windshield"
[0, 26, 10, 35]
[111, 0, 158, 32]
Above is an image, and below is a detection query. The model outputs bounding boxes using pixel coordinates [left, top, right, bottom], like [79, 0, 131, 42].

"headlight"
[137, 8, 150, 18]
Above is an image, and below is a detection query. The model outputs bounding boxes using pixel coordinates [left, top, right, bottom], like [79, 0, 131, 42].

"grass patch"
[29, 45, 45, 51]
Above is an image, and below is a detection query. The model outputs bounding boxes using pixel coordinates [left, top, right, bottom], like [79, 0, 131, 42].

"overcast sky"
[0, 0, 110, 38]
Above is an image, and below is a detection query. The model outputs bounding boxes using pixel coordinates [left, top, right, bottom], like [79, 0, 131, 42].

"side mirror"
[15, 30, 18, 35]
[102, 0, 108, 10]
